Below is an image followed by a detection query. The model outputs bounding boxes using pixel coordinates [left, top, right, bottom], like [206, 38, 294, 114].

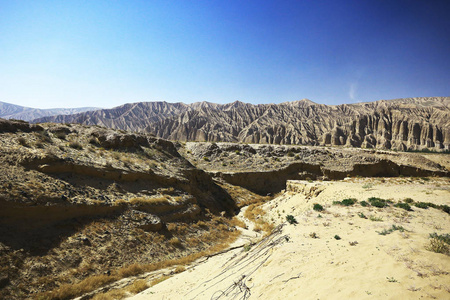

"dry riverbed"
[127, 177, 450, 300]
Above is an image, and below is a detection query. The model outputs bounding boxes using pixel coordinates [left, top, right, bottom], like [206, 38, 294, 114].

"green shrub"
[313, 203, 324, 211]
[333, 198, 357, 206]
[404, 198, 414, 203]
[440, 205, 450, 214]
[394, 202, 412, 211]
[414, 202, 429, 209]
[368, 197, 390, 208]
[360, 201, 369, 207]
[378, 225, 405, 235]
[334, 235, 341, 240]
[286, 215, 298, 225]
[362, 183, 373, 189]
[358, 212, 367, 219]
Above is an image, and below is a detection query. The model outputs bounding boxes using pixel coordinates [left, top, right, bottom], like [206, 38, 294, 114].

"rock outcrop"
[34, 97, 450, 151]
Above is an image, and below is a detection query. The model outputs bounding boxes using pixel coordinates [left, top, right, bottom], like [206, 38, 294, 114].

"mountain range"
[0, 101, 99, 121]
[33, 97, 450, 151]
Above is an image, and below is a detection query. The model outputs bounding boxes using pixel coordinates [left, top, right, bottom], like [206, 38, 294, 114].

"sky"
[0, 0, 449, 109]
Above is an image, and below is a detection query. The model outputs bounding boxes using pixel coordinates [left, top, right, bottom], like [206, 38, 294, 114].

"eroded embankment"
[212, 159, 449, 194]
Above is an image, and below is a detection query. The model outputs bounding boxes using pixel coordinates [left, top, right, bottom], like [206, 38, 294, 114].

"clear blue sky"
[1, 0, 449, 108]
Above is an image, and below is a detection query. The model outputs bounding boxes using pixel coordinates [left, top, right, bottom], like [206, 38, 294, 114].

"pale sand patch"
[129, 178, 450, 299]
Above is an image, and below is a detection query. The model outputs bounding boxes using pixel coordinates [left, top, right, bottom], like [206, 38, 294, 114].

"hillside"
[0, 101, 99, 121]
[34, 97, 450, 152]
[0, 118, 448, 299]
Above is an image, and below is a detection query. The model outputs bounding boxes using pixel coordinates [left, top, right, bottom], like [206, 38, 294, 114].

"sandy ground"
[129, 177, 450, 300]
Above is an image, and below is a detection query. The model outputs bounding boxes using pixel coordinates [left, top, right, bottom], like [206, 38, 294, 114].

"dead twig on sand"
[187, 225, 288, 300]
[282, 272, 302, 283]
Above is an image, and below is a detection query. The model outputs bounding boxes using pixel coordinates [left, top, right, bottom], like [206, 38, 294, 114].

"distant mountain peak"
[285, 99, 318, 107]
[0, 101, 100, 121]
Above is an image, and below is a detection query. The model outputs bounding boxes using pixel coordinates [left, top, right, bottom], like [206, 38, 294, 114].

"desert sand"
[129, 177, 450, 300]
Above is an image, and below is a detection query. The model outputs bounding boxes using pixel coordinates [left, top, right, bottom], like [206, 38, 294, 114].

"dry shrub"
[117, 264, 144, 278]
[169, 237, 182, 248]
[216, 182, 271, 207]
[426, 238, 449, 255]
[127, 279, 149, 294]
[245, 204, 274, 235]
[167, 223, 188, 234]
[174, 266, 186, 274]
[229, 217, 246, 229]
[129, 196, 170, 206]
[195, 220, 208, 228]
[244, 204, 264, 222]
[42, 274, 117, 300]
[92, 289, 126, 300]
[167, 223, 177, 231]
[254, 222, 274, 233]
[37, 216, 240, 300]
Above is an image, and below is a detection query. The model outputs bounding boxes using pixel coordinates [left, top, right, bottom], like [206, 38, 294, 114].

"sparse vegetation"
[313, 203, 324, 211]
[333, 198, 357, 206]
[360, 200, 369, 207]
[127, 279, 149, 294]
[358, 212, 367, 219]
[429, 233, 450, 245]
[362, 183, 373, 189]
[394, 202, 412, 211]
[244, 203, 274, 234]
[414, 202, 430, 209]
[309, 232, 319, 239]
[426, 238, 449, 255]
[404, 198, 414, 203]
[378, 225, 405, 235]
[17, 136, 28, 146]
[369, 215, 383, 222]
[69, 141, 83, 150]
[129, 195, 171, 206]
[368, 197, 391, 208]
[286, 214, 298, 225]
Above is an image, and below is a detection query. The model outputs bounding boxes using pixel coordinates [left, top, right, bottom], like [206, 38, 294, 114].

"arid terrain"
[34, 97, 450, 152]
[0, 116, 449, 299]
[130, 178, 450, 300]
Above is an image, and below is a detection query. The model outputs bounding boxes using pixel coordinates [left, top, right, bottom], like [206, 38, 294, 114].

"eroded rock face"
[35, 97, 450, 151]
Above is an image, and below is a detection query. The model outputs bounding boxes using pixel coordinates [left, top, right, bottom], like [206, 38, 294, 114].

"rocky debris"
[0, 118, 43, 133]
[34, 97, 450, 151]
[120, 210, 163, 232]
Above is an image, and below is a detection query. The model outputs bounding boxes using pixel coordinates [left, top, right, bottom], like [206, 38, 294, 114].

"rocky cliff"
[34, 97, 450, 151]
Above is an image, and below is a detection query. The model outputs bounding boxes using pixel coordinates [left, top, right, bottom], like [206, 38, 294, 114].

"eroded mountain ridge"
[35, 97, 450, 151]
